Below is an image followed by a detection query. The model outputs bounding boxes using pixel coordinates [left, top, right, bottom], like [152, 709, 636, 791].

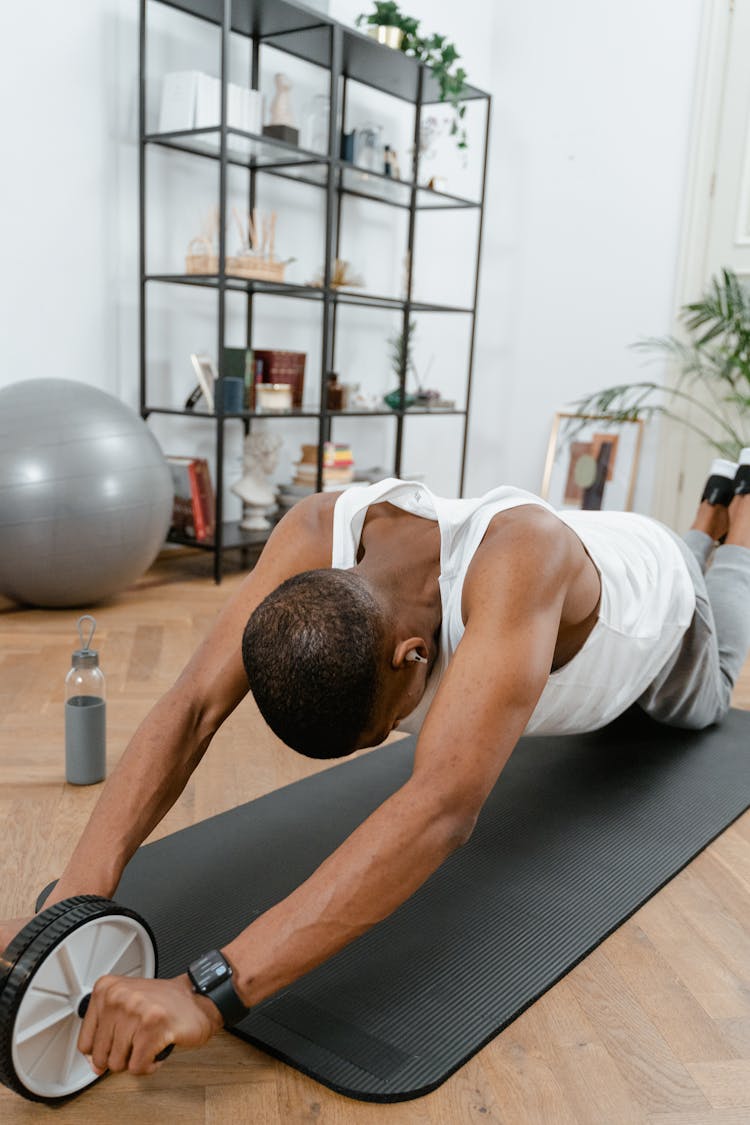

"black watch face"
[189, 950, 231, 992]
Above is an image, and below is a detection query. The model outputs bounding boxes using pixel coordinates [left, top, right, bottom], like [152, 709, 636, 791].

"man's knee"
[641, 687, 731, 731]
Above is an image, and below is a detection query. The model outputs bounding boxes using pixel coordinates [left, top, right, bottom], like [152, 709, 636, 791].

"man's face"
[356, 669, 427, 749]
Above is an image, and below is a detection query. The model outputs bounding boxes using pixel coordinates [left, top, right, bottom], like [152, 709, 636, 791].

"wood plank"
[635, 892, 750, 1020]
[649, 1112, 750, 1125]
[565, 949, 710, 1115]
[684, 1061, 750, 1109]
[601, 923, 738, 1062]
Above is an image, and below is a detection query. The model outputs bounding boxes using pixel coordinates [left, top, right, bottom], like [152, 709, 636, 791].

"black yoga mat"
[108, 707, 749, 1102]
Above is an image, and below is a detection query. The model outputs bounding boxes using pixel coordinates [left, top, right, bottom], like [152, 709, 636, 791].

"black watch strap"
[187, 949, 249, 1027]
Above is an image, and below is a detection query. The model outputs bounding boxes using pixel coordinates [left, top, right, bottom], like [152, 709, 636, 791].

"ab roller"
[0, 896, 170, 1104]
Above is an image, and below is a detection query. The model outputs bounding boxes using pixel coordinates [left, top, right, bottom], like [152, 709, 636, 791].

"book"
[194, 73, 221, 129]
[244, 88, 263, 134]
[293, 464, 354, 485]
[158, 71, 199, 134]
[166, 456, 215, 542]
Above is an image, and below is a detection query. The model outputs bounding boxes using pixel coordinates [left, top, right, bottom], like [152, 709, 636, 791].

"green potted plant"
[384, 319, 418, 410]
[356, 1, 417, 49]
[575, 269, 750, 460]
[356, 3, 470, 150]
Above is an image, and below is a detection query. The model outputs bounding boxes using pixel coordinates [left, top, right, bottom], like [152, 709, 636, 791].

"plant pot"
[368, 25, 404, 49]
[384, 388, 416, 411]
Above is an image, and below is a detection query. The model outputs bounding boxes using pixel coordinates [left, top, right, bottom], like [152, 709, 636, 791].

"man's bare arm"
[222, 518, 570, 1006]
[45, 495, 336, 909]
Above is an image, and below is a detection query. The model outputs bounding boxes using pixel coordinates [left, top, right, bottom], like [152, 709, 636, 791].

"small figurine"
[270, 73, 295, 127]
[264, 73, 299, 145]
[384, 146, 401, 179]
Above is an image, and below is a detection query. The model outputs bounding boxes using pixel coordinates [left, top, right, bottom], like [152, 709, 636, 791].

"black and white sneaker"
[701, 458, 738, 505]
[734, 447, 750, 496]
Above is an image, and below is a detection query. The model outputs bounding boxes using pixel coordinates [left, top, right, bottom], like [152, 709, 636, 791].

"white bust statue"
[232, 431, 283, 530]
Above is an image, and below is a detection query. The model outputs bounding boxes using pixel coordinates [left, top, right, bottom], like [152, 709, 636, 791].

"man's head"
[242, 568, 429, 759]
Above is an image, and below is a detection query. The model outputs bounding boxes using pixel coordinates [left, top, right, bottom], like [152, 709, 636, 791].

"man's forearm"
[223, 779, 474, 1007]
[46, 688, 213, 906]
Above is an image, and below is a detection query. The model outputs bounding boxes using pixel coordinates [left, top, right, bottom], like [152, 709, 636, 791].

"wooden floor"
[1, 550, 749, 1124]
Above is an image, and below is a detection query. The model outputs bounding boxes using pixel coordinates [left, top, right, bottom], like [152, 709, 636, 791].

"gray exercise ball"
[0, 379, 174, 608]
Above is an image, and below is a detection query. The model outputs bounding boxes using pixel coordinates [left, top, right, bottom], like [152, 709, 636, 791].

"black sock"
[702, 474, 736, 505]
[735, 464, 750, 496]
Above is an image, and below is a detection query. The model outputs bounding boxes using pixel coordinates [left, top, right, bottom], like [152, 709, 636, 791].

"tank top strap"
[331, 478, 432, 567]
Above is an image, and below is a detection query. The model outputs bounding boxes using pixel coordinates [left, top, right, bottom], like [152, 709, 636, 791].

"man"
[3, 458, 750, 1077]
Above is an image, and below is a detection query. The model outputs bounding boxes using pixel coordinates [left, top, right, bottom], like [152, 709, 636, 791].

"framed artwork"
[541, 413, 644, 511]
[189, 353, 217, 413]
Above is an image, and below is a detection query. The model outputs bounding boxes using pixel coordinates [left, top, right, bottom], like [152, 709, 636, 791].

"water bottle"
[65, 615, 106, 785]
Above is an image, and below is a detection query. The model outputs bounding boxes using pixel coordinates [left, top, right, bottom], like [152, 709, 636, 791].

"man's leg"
[683, 455, 739, 572]
[702, 493, 750, 706]
[638, 493, 750, 729]
[683, 500, 727, 574]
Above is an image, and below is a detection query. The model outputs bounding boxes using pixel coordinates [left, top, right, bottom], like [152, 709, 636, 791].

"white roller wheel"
[0, 896, 158, 1104]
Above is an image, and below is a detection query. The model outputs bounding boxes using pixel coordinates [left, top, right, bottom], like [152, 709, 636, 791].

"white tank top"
[331, 478, 696, 737]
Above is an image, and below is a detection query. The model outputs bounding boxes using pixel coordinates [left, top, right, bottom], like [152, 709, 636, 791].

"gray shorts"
[638, 528, 750, 729]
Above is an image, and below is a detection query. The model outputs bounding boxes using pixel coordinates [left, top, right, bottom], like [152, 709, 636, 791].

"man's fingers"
[75, 974, 209, 1078]
[77, 986, 101, 1057]
[128, 1012, 172, 1075]
[106, 1022, 134, 1074]
[78, 976, 124, 1073]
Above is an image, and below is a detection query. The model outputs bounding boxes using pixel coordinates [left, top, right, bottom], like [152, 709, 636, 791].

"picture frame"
[189, 353, 217, 413]
[541, 412, 644, 511]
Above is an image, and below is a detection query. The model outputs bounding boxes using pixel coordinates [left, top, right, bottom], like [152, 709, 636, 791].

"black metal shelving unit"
[139, 0, 490, 582]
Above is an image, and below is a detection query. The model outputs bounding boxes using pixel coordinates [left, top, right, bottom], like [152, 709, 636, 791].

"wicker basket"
[185, 239, 287, 283]
[184, 237, 215, 275]
[226, 256, 287, 282]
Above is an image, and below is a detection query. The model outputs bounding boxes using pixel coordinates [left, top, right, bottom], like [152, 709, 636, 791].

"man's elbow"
[438, 797, 480, 851]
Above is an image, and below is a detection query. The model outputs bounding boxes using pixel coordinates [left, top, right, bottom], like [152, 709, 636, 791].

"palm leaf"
[580, 269, 750, 459]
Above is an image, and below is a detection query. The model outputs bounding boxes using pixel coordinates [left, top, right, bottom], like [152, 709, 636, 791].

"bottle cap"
[72, 614, 99, 669]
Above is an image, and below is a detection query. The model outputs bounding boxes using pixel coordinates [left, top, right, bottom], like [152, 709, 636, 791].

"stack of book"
[167, 456, 216, 542]
[293, 442, 355, 489]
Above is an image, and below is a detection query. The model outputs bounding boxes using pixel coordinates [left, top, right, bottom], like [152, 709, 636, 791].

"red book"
[167, 456, 215, 542]
[193, 459, 216, 540]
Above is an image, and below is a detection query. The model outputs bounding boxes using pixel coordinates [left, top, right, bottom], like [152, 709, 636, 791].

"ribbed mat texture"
[111, 707, 750, 1101]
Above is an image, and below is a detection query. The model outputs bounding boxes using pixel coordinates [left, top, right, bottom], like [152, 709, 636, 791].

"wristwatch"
[187, 949, 249, 1027]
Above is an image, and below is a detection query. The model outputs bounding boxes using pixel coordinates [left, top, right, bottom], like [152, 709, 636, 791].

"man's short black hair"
[242, 569, 386, 759]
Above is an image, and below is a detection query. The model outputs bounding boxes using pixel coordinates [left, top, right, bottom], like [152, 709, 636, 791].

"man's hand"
[78, 974, 223, 1076]
[0, 916, 32, 954]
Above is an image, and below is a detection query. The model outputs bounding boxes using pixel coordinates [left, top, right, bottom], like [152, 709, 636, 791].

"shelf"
[416, 185, 482, 211]
[145, 274, 324, 301]
[145, 127, 328, 179]
[152, 0, 488, 104]
[333, 290, 474, 315]
[146, 405, 321, 419]
[146, 130, 481, 210]
[168, 520, 272, 552]
[147, 405, 466, 421]
[338, 166, 480, 211]
[143, 0, 488, 581]
[145, 275, 473, 314]
[327, 407, 467, 418]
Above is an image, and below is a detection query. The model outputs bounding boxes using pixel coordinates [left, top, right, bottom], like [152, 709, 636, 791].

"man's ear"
[392, 637, 429, 669]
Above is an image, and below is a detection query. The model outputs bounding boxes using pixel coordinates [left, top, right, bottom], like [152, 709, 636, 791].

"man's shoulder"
[295, 489, 340, 527]
[481, 502, 567, 555]
[272, 490, 339, 554]
[464, 504, 574, 606]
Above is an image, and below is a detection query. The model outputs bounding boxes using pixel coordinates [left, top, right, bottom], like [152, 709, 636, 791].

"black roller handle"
[76, 994, 174, 1062]
[35, 880, 59, 914]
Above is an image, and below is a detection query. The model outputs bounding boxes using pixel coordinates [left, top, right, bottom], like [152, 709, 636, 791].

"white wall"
[0, 0, 704, 517]
[468, 1, 704, 510]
